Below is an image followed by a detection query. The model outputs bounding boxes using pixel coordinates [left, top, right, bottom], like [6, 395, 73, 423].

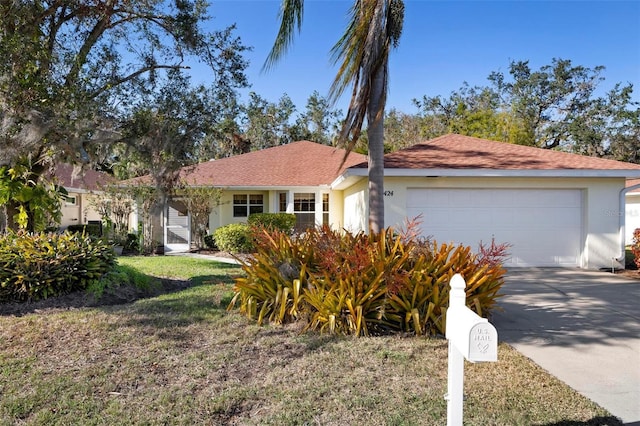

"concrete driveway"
[491, 268, 640, 424]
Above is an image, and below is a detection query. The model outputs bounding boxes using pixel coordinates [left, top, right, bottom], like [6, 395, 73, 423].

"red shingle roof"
[365, 134, 640, 171]
[129, 141, 367, 187]
[627, 179, 640, 194]
[52, 164, 113, 191]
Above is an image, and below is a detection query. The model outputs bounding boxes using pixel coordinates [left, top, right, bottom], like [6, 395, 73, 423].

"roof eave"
[201, 184, 332, 191]
[343, 168, 640, 179]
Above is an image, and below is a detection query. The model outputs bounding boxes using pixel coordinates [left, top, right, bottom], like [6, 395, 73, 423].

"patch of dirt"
[613, 269, 640, 280]
[0, 277, 192, 317]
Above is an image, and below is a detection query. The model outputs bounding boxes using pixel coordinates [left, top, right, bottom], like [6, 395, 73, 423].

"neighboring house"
[626, 178, 640, 245]
[129, 135, 640, 269]
[52, 164, 112, 231]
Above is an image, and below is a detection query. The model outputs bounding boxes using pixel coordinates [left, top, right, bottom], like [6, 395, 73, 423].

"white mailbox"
[445, 273, 499, 426]
[446, 305, 498, 363]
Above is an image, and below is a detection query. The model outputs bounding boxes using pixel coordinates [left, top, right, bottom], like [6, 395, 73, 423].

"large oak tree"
[0, 0, 248, 230]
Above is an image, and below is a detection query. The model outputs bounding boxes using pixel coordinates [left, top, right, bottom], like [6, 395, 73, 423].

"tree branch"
[65, 1, 116, 88]
[90, 64, 190, 98]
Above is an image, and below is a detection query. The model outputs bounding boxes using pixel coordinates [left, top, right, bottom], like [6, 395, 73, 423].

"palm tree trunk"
[367, 64, 386, 233]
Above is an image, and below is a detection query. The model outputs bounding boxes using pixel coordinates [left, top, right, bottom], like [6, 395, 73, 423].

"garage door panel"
[406, 188, 582, 267]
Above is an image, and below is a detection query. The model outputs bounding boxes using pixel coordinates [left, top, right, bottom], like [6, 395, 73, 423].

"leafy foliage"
[90, 184, 133, 245]
[67, 224, 103, 238]
[230, 228, 316, 324]
[632, 229, 640, 269]
[177, 184, 223, 249]
[248, 213, 296, 233]
[0, 231, 116, 302]
[0, 1, 249, 168]
[214, 223, 254, 253]
[229, 225, 507, 337]
[412, 58, 640, 161]
[0, 161, 65, 231]
[204, 234, 217, 250]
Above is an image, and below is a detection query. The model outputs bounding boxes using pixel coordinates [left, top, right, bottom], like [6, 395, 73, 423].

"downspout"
[615, 182, 640, 263]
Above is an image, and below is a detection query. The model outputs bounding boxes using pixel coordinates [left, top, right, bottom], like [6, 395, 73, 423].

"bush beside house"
[247, 213, 296, 233]
[213, 223, 254, 253]
[632, 228, 640, 269]
[229, 225, 508, 337]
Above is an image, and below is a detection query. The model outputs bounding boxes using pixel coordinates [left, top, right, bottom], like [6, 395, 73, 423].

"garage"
[406, 188, 583, 267]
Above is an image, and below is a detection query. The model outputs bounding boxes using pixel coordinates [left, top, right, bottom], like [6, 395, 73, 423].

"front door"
[165, 199, 190, 252]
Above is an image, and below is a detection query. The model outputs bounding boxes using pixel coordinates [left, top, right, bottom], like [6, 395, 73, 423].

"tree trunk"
[367, 64, 386, 234]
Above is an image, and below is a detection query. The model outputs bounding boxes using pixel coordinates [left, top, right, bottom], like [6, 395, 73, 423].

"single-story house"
[128, 141, 368, 253]
[626, 178, 640, 244]
[53, 164, 111, 231]
[129, 135, 640, 269]
[53, 164, 137, 235]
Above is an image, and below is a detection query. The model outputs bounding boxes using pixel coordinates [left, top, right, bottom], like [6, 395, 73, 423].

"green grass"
[0, 256, 622, 425]
[117, 256, 244, 286]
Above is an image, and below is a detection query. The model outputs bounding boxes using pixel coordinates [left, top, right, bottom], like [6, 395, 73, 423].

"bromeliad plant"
[0, 230, 116, 302]
[632, 228, 640, 269]
[229, 224, 509, 337]
[229, 228, 315, 325]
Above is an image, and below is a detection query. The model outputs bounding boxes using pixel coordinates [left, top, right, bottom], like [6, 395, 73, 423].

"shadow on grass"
[535, 416, 624, 425]
[0, 271, 230, 317]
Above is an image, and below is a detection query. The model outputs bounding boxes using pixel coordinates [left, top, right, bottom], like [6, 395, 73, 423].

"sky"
[191, 0, 640, 114]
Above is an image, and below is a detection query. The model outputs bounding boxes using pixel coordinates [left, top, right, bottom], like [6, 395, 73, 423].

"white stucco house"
[626, 178, 640, 245]
[129, 135, 640, 269]
[53, 164, 111, 231]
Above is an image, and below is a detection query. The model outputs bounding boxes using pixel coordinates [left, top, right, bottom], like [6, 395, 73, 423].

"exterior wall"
[328, 189, 345, 231]
[59, 191, 104, 229]
[342, 176, 625, 269]
[208, 190, 272, 233]
[206, 188, 345, 234]
[342, 179, 368, 233]
[59, 192, 83, 228]
[626, 193, 640, 244]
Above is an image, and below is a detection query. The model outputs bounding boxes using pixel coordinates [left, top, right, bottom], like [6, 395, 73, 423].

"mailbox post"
[445, 274, 498, 426]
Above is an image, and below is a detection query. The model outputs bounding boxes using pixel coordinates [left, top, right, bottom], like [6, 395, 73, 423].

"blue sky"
[194, 0, 640, 114]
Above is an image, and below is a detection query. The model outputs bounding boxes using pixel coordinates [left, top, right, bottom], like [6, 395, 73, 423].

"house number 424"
[383, 190, 394, 197]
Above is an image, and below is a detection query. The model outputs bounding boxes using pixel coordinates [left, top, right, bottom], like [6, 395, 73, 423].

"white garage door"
[407, 188, 583, 267]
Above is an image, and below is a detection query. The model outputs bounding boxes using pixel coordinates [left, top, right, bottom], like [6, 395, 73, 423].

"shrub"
[124, 233, 140, 253]
[230, 228, 315, 325]
[67, 223, 102, 237]
[229, 225, 508, 337]
[204, 234, 217, 250]
[0, 231, 116, 302]
[248, 213, 296, 233]
[632, 229, 640, 269]
[214, 223, 253, 253]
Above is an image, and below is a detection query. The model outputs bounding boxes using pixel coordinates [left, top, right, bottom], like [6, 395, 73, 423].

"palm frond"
[262, 0, 304, 72]
[329, 0, 401, 153]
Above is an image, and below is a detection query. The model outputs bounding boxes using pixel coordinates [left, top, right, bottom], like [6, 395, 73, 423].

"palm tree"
[264, 0, 404, 233]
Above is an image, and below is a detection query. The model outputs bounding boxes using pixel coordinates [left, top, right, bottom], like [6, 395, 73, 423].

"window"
[322, 193, 329, 226]
[279, 192, 287, 212]
[233, 194, 264, 217]
[294, 193, 315, 231]
[64, 195, 77, 206]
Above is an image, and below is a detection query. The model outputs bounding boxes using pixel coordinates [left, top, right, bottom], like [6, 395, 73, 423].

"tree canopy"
[0, 0, 249, 230]
[411, 59, 640, 161]
[0, 0, 249, 167]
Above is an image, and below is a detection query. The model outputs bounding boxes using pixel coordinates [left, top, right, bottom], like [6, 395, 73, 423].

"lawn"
[0, 256, 621, 425]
